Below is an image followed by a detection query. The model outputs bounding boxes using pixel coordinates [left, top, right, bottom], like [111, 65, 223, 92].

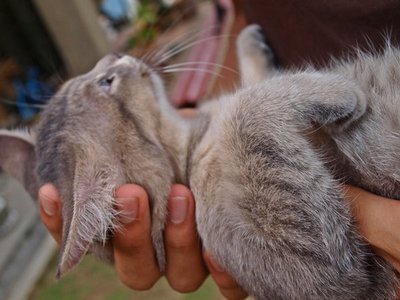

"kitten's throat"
[157, 110, 212, 187]
[157, 111, 192, 185]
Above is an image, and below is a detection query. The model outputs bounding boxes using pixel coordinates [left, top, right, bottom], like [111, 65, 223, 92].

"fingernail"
[169, 196, 188, 224]
[40, 197, 56, 216]
[117, 197, 139, 224]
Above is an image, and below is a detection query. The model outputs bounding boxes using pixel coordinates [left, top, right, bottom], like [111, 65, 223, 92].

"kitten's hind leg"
[237, 24, 277, 86]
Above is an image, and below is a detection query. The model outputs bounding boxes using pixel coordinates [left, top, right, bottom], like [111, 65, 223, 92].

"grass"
[29, 254, 224, 300]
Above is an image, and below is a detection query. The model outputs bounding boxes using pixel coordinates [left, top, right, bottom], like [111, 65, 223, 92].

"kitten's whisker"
[154, 34, 234, 66]
[0, 97, 47, 109]
[304, 123, 325, 135]
[148, 30, 211, 66]
[145, 26, 217, 65]
[156, 34, 233, 65]
[143, 27, 207, 65]
[162, 61, 239, 75]
[146, 24, 222, 65]
[161, 67, 223, 77]
[140, 1, 200, 64]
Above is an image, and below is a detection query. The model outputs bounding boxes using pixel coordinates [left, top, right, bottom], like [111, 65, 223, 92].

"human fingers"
[374, 248, 400, 273]
[164, 184, 208, 292]
[203, 252, 248, 300]
[38, 183, 62, 244]
[344, 185, 400, 270]
[112, 184, 161, 290]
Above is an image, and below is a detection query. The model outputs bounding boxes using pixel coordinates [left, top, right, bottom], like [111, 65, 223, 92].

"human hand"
[203, 252, 248, 299]
[38, 183, 206, 290]
[344, 185, 400, 272]
[38, 183, 247, 299]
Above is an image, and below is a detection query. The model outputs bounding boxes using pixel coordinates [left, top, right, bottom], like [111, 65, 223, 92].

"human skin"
[38, 183, 248, 300]
[344, 186, 400, 273]
[38, 182, 400, 300]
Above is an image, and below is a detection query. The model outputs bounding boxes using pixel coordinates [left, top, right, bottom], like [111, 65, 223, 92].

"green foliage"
[137, 1, 158, 24]
[29, 254, 224, 300]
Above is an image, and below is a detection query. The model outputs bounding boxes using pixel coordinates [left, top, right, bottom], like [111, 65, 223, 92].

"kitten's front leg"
[237, 24, 277, 86]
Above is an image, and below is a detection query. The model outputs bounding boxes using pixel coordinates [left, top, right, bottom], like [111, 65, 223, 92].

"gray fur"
[0, 24, 399, 298]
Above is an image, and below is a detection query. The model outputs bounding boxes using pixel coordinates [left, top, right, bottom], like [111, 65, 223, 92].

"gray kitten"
[0, 25, 399, 299]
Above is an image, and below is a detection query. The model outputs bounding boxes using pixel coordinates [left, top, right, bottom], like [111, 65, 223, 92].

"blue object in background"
[101, 0, 131, 22]
[14, 67, 54, 120]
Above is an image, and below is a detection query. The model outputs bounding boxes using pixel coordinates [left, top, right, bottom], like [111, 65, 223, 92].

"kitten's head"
[47, 53, 169, 143]
[0, 54, 173, 276]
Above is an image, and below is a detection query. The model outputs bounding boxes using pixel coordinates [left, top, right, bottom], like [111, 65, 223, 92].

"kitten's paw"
[237, 24, 277, 84]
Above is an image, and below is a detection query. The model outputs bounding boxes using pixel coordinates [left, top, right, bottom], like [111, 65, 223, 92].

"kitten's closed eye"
[98, 76, 114, 94]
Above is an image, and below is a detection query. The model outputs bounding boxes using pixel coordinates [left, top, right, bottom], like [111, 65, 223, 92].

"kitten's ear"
[0, 129, 38, 200]
[57, 199, 96, 279]
[57, 157, 118, 278]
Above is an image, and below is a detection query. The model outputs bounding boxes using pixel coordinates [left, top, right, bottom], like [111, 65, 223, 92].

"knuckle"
[113, 233, 151, 253]
[166, 239, 192, 251]
[122, 238, 147, 252]
[165, 232, 198, 250]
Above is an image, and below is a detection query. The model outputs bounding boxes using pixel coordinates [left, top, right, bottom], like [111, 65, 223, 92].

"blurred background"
[0, 0, 245, 299]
